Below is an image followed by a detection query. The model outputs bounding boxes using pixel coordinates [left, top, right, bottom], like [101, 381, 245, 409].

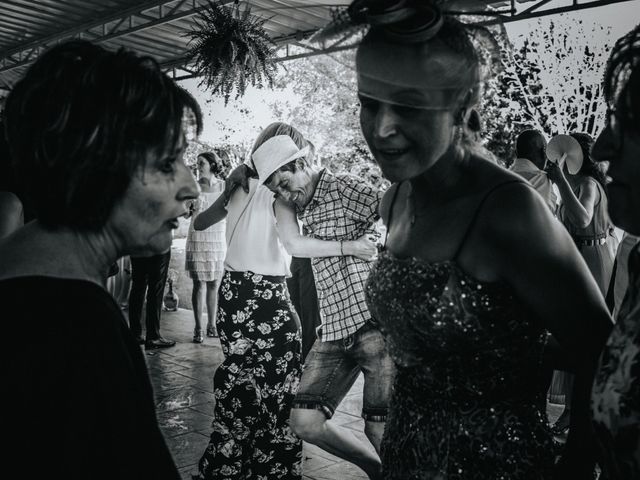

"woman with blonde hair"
[312, 1, 614, 477]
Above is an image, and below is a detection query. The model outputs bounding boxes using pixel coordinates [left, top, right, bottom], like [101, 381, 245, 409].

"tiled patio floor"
[141, 308, 375, 480]
[140, 308, 564, 480]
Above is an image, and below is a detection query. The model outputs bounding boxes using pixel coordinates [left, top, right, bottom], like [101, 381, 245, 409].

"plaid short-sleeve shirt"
[298, 169, 383, 341]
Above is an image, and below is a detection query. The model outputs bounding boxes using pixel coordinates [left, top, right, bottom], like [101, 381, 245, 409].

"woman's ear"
[455, 88, 476, 126]
[466, 109, 481, 133]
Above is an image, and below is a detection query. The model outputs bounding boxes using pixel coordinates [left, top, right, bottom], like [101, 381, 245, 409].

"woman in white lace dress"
[185, 151, 228, 342]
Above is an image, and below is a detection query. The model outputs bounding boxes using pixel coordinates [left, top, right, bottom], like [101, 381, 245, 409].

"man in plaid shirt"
[251, 127, 395, 480]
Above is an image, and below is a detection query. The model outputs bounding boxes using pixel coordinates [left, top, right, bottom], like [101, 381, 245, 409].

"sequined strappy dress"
[365, 181, 556, 479]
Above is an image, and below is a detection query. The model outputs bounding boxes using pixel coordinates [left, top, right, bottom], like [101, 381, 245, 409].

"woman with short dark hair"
[0, 40, 201, 480]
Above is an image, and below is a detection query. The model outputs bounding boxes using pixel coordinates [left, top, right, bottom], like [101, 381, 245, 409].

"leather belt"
[575, 237, 607, 246]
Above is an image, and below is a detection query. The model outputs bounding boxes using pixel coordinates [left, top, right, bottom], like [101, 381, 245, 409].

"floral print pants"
[195, 271, 303, 480]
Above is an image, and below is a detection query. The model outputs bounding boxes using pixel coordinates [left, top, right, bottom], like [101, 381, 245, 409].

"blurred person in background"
[0, 40, 201, 479]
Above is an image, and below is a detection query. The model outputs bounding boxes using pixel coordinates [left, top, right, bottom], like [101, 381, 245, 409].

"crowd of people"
[0, 1, 638, 479]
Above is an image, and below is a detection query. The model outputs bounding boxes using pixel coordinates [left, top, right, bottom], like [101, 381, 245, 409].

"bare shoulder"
[483, 179, 551, 238]
[466, 158, 556, 247]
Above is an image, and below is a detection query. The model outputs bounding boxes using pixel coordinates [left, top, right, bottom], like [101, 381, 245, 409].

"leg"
[128, 256, 149, 340]
[544, 334, 574, 433]
[191, 278, 203, 342]
[290, 257, 321, 362]
[351, 323, 395, 456]
[205, 280, 219, 337]
[144, 252, 175, 349]
[145, 251, 170, 341]
[289, 338, 382, 479]
[249, 278, 302, 479]
[197, 272, 302, 479]
[290, 409, 381, 479]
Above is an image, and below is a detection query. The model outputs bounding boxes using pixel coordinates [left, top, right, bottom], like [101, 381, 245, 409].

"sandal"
[193, 328, 204, 344]
[206, 324, 218, 338]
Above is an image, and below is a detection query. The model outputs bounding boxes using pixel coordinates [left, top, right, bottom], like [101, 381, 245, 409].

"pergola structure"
[0, 0, 636, 93]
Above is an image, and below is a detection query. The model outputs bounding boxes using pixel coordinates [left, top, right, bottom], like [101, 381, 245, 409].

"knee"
[289, 409, 326, 442]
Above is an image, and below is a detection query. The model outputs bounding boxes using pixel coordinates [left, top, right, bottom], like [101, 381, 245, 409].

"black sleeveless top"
[365, 181, 555, 479]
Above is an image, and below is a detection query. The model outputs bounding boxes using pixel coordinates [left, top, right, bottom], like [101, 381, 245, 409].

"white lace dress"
[185, 180, 226, 281]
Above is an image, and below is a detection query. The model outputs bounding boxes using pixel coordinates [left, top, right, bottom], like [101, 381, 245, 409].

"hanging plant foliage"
[185, 0, 277, 104]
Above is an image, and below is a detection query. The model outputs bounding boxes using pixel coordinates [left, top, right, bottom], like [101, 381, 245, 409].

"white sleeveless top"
[224, 178, 291, 277]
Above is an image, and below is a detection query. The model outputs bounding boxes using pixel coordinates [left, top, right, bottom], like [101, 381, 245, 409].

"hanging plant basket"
[185, 0, 277, 105]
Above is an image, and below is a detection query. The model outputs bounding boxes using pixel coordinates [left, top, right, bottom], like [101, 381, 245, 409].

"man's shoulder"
[333, 171, 378, 194]
[510, 157, 535, 171]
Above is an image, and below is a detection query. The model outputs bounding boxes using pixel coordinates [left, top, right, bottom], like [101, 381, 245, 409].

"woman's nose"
[178, 163, 200, 201]
[374, 104, 399, 139]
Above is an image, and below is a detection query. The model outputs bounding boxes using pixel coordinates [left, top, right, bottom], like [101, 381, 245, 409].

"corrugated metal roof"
[0, 0, 346, 90]
[1, 0, 633, 92]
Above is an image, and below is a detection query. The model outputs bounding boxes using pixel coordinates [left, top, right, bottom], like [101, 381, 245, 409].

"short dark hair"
[4, 40, 202, 230]
[515, 129, 546, 158]
[199, 150, 231, 180]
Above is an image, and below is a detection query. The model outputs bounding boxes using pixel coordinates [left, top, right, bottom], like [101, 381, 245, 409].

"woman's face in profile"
[108, 134, 199, 256]
[197, 156, 212, 180]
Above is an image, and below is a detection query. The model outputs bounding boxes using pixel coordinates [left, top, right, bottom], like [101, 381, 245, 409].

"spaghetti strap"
[383, 183, 403, 248]
[452, 180, 527, 261]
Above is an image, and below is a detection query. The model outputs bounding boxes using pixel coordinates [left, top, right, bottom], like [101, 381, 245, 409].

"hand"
[545, 160, 564, 184]
[225, 164, 252, 195]
[346, 234, 378, 261]
[184, 200, 196, 218]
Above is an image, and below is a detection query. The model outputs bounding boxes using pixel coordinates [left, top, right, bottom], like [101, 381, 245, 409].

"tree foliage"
[270, 47, 389, 190]
[202, 15, 612, 183]
[479, 17, 612, 165]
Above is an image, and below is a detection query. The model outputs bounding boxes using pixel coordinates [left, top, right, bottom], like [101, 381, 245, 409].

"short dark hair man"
[511, 129, 557, 213]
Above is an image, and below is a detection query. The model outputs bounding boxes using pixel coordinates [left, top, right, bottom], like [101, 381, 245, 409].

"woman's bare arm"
[193, 193, 228, 230]
[478, 184, 612, 478]
[274, 198, 377, 260]
[547, 163, 597, 228]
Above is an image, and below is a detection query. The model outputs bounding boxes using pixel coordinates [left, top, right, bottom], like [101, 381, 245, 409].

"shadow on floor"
[145, 308, 565, 480]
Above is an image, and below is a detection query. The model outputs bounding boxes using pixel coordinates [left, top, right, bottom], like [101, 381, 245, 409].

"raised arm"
[274, 198, 377, 260]
[480, 184, 612, 478]
[547, 162, 597, 228]
[193, 164, 255, 230]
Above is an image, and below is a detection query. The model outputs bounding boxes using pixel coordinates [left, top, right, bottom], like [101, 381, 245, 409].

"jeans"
[292, 321, 395, 421]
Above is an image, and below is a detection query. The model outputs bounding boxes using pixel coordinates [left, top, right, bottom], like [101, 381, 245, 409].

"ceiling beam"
[481, 0, 636, 24]
[0, 0, 231, 75]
